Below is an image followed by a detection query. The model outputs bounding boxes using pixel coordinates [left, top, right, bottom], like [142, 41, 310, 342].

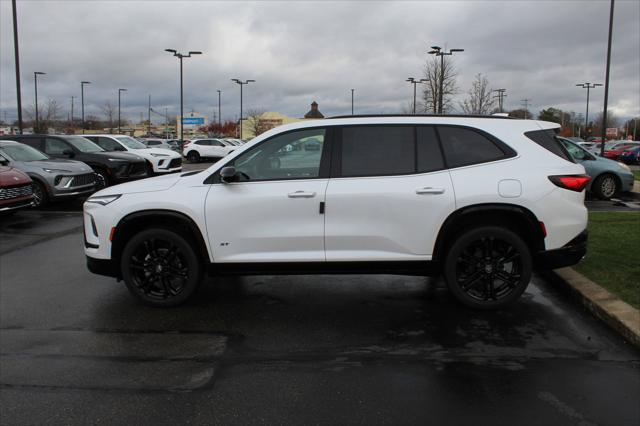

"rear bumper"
[86, 256, 119, 278]
[535, 230, 587, 270]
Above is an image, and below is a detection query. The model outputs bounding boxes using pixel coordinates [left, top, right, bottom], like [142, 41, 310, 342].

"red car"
[603, 144, 637, 161]
[0, 165, 34, 214]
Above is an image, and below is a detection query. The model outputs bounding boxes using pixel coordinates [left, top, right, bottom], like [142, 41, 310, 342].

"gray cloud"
[1, 0, 638, 125]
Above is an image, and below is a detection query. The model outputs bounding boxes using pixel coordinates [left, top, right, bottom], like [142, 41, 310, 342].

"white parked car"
[182, 138, 236, 163]
[84, 135, 182, 175]
[84, 116, 589, 309]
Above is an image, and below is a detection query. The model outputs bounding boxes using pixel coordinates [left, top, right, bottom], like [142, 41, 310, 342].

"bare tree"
[460, 74, 495, 115]
[25, 99, 62, 132]
[101, 102, 116, 132]
[422, 55, 458, 114]
[244, 108, 267, 138]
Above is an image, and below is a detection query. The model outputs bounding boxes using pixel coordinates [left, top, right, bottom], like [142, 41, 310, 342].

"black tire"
[187, 151, 200, 163]
[95, 169, 109, 189]
[120, 228, 203, 307]
[31, 180, 47, 208]
[591, 173, 618, 200]
[145, 161, 155, 177]
[443, 226, 532, 309]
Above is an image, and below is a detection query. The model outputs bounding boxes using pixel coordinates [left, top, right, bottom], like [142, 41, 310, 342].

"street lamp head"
[428, 50, 439, 55]
[594, 83, 603, 87]
[406, 78, 414, 82]
[419, 79, 429, 83]
[81, 81, 91, 85]
[188, 51, 202, 55]
[430, 46, 441, 51]
[247, 79, 255, 83]
[119, 88, 127, 92]
[450, 48, 464, 52]
[165, 49, 177, 54]
[231, 78, 240, 83]
[34, 71, 46, 76]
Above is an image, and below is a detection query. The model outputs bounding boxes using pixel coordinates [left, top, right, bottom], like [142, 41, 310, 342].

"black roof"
[328, 114, 516, 120]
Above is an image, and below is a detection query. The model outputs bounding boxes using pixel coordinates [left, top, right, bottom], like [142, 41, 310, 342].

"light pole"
[493, 89, 507, 113]
[217, 89, 221, 126]
[118, 88, 127, 133]
[351, 89, 354, 115]
[70, 96, 75, 128]
[406, 78, 428, 114]
[12, 0, 23, 133]
[600, 0, 615, 155]
[428, 46, 464, 114]
[147, 94, 152, 136]
[165, 49, 202, 142]
[81, 81, 90, 132]
[231, 79, 255, 139]
[576, 82, 602, 135]
[521, 99, 531, 119]
[33, 72, 45, 132]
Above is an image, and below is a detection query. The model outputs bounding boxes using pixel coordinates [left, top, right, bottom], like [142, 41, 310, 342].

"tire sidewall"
[121, 228, 202, 307]
[593, 174, 617, 200]
[444, 226, 532, 309]
[187, 151, 200, 163]
[31, 180, 47, 208]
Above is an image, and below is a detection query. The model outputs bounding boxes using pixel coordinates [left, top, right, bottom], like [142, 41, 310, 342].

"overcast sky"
[1, 0, 638, 125]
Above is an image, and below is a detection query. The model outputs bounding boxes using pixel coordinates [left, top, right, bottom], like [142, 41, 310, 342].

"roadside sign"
[182, 117, 205, 125]
[606, 127, 618, 137]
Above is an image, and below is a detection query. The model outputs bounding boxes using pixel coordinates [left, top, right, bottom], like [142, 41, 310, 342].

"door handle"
[416, 187, 445, 195]
[288, 191, 316, 198]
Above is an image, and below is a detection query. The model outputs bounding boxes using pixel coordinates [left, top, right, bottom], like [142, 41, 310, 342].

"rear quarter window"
[437, 126, 510, 168]
[525, 129, 574, 163]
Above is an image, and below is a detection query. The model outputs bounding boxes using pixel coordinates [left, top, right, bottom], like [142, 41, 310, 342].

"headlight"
[43, 168, 71, 173]
[150, 153, 169, 157]
[86, 194, 121, 205]
[618, 162, 631, 172]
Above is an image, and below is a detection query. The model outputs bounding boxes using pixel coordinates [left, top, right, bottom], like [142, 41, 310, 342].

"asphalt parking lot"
[1, 165, 639, 425]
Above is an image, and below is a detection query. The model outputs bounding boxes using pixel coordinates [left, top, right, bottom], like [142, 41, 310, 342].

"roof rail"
[328, 114, 516, 120]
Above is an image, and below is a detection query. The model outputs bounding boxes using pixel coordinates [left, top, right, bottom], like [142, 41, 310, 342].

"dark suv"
[1, 135, 148, 187]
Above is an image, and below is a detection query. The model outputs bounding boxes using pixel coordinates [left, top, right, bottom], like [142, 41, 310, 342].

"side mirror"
[62, 148, 74, 157]
[220, 166, 237, 183]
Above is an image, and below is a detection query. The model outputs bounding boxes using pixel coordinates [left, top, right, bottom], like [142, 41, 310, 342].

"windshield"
[1, 144, 49, 161]
[116, 136, 147, 150]
[63, 136, 104, 153]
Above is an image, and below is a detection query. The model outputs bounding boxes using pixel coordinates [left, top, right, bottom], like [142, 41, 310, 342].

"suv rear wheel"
[187, 151, 200, 163]
[121, 228, 202, 307]
[443, 226, 532, 309]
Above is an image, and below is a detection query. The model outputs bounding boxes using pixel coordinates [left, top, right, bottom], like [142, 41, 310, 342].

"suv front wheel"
[121, 228, 202, 307]
[443, 226, 532, 309]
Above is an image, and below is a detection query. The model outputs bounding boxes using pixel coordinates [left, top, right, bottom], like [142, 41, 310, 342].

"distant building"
[176, 112, 208, 138]
[304, 101, 324, 119]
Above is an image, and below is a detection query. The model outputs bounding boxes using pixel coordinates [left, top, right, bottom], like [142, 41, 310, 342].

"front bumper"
[535, 230, 587, 270]
[86, 256, 119, 278]
[621, 173, 635, 192]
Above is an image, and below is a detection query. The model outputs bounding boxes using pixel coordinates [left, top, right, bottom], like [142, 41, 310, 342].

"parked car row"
[0, 134, 183, 209]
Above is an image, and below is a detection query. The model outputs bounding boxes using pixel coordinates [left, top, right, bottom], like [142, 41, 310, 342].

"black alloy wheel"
[444, 226, 532, 309]
[121, 228, 202, 307]
[31, 181, 47, 208]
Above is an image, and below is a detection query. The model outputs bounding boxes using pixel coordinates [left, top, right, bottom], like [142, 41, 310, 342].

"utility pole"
[12, 0, 23, 133]
[34, 72, 45, 132]
[118, 88, 127, 133]
[576, 83, 602, 135]
[521, 99, 531, 119]
[493, 89, 506, 113]
[148, 94, 151, 136]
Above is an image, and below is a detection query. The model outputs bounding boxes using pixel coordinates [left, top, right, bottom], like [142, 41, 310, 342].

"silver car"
[0, 140, 97, 207]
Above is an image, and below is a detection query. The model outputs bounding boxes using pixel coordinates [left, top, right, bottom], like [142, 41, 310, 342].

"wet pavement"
[1, 210, 639, 425]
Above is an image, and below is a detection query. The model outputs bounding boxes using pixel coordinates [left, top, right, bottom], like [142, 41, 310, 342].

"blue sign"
[182, 117, 205, 125]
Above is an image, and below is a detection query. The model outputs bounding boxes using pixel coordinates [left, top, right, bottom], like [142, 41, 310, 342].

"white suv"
[85, 135, 182, 175]
[84, 116, 589, 308]
[182, 138, 236, 163]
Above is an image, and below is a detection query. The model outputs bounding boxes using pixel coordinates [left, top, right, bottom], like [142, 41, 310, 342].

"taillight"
[548, 175, 591, 192]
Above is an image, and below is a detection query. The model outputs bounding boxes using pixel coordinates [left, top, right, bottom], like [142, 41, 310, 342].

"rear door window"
[340, 126, 414, 177]
[437, 126, 507, 168]
[525, 129, 574, 162]
[417, 126, 445, 173]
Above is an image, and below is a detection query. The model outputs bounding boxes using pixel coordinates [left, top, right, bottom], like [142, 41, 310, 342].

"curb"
[551, 267, 640, 349]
